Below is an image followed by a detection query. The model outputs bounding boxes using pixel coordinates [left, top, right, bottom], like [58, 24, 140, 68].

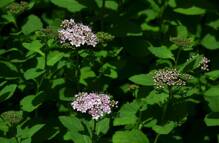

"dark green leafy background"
[0, 0, 219, 143]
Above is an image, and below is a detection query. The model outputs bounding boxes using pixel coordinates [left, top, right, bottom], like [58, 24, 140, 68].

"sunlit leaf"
[174, 6, 206, 15]
[114, 101, 141, 126]
[204, 86, 219, 112]
[148, 46, 174, 60]
[96, 118, 110, 135]
[201, 34, 219, 50]
[0, 0, 14, 8]
[21, 15, 43, 35]
[50, 0, 85, 13]
[205, 70, 219, 81]
[64, 131, 91, 143]
[129, 74, 154, 86]
[20, 95, 42, 112]
[22, 40, 44, 56]
[152, 121, 176, 134]
[24, 68, 45, 80]
[204, 112, 219, 126]
[47, 51, 64, 66]
[80, 67, 96, 86]
[208, 19, 219, 30]
[143, 90, 169, 105]
[0, 84, 17, 102]
[59, 116, 84, 132]
[113, 129, 149, 143]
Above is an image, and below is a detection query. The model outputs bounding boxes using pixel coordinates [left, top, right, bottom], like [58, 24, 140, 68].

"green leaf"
[51, 78, 65, 88]
[21, 138, 31, 143]
[36, 57, 45, 69]
[176, 25, 188, 38]
[96, 118, 110, 135]
[0, 84, 17, 102]
[20, 95, 42, 112]
[59, 116, 84, 132]
[148, 46, 174, 60]
[129, 74, 154, 86]
[147, 0, 160, 11]
[24, 68, 45, 80]
[201, 34, 219, 50]
[114, 101, 141, 126]
[105, 1, 118, 10]
[0, 0, 14, 8]
[0, 137, 17, 143]
[17, 124, 45, 139]
[113, 129, 149, 143]
[0, 61, 19, 79]
[205, 70, 219, 80]
[204, 112, 219, 126]
[29, 124, 45, 137]
[80, 67, 96, 86]
[208, 19, 219, 30]
[50, 0, 85, 13]
[168, 0, 176, 8]
[64, 131, 91, 143]
[204, 86, 219, 112]
[138, 9, 158, 22]
[144, 90, 169, 105]
[101, 63, 118, 79]
[0, 118, 9, 133]
[2, 13, 16, 24]
[22, 40, 44, 56]
[21, 15, 43, 35]
[152, 121, 176, 134]
[179, 54, 203, 72]
[47, 51, 64, 66]
[174, 6, 206, 15]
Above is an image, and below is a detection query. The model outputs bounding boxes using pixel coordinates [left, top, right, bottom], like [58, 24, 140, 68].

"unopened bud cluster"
[96, 32, 114, 47]
[58, 19, 98, 47]
[200, 57, 210, 71]
[170, 37, 193, 47]
[1, 111, 23, 124]
[153, 69, 189, 88]
[6, 1, 28, 15]
[71, 92, 117, 120]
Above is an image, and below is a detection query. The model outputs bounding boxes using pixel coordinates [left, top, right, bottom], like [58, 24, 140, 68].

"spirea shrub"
[1, 0, 219, 143]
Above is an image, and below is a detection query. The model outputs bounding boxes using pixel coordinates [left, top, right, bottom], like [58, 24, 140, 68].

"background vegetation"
[0, 0, 219, 143]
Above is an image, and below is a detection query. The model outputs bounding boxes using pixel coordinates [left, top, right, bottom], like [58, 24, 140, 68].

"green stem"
[37, 42, 49, 93]
[92, 120, 97, 143]
[74, 50, 80, 92]
[153, 134, 160, 143]
[154, 86, 173, 143]
[175, 47, 182, 66]
[100, 0, 106, 30]
[15, 136, 20, 143]
[158, 1, 168, 40]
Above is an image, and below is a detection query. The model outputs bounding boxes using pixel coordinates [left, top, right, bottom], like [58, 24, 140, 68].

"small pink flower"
[200, 57, 210, 71]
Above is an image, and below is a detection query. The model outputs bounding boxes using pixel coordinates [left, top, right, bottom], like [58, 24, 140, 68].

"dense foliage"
[0, 0, 219, 143]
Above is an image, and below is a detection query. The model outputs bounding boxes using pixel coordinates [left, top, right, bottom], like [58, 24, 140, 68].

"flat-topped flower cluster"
[58, 19, 98, 47]
[153, 68, 190, 89]
[71, 92, 117, 120]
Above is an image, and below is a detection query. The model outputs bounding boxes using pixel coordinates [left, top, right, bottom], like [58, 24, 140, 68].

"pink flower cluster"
[58, 19, 98, 47]
[71, 92, 117, 120]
